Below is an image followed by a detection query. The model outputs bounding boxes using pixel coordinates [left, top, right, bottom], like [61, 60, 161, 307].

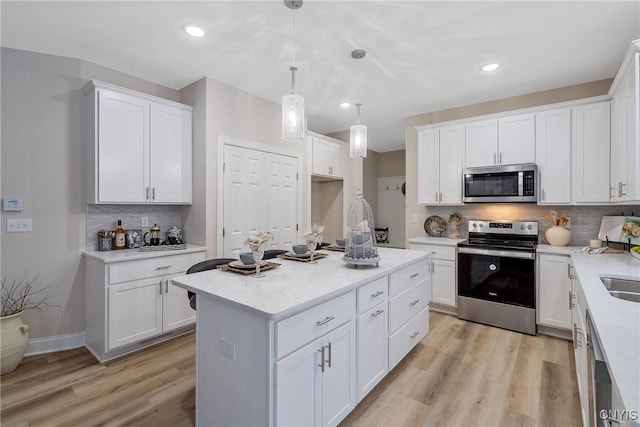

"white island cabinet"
[171, 247, 429, 427]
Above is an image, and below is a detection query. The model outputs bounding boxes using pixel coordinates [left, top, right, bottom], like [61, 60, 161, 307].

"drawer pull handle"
[371, 291, 384, 298]
[371, 309, 384, 318]
[410, 299, 420, 306]
[410, 331, 419, 339]
[410, 273, 420, 279]
[326, 342, 332, 368]
[316, 316, 335, 326]
[156, 265, 171, 270]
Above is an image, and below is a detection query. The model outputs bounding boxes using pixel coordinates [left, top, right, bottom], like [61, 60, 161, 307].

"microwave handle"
[518, 171, 524, 197]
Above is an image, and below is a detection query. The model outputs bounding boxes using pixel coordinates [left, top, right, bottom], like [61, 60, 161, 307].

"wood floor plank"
[1, 313, 581, 427]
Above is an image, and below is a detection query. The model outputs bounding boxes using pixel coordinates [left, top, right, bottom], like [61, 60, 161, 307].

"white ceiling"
[2, 1, 639, 152]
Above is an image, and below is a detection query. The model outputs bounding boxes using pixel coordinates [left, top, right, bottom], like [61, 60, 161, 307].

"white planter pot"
[1, 312, 29, 375]
[545, 226, 571, 246]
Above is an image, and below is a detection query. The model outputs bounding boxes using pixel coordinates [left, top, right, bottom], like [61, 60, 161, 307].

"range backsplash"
[423, 205, 638, 246]
[86, 205, 182, 251]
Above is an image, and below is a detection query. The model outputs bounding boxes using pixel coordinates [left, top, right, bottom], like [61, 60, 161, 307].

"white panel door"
[98, 90, 149, 203]
[356, 302, 388, 401]
[498, 113, 536, 165]
[223, 145, 299, 257]
[150, 104, 192, 203]
[108, 278, 162, 350]
[430, 259, 456, 307]
[162, 273, 196, 331]
[417, 129, 439, 204]
[573, 102, 611, 203]
[321, 321, 356, 426]
[438, 125, 464, 204]
[538, 254, 571, 329]
[465, 119, 498, 167]
[536, 108, 571, 204]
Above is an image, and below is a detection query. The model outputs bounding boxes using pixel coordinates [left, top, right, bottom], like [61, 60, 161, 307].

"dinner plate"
[229, 260, 267, 269]
[424, 215, 447, 237]
[285, 251, 311, 258]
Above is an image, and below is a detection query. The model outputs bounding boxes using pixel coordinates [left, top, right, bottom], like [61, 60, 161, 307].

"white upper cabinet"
[85, 80, 193, 204]
[311, 135, 344, 178]
[609, 41, 640, 203]
[417, 125, 464, 205]
[536, 108, 572, 204]
[572, 101, 611, 204]
[465, 114, 535, 167]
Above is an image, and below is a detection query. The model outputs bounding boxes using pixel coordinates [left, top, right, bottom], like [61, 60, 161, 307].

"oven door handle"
[457, 247, 535, 259]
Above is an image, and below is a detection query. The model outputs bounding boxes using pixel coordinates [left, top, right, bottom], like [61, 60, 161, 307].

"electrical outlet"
[412, 214, 418, 223]
[7, 219, 32, 232]
[141, 216, 149, 227]
[220, 337, 236, 360]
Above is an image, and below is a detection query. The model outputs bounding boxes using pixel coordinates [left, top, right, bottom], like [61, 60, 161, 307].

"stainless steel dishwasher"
[586, 310, 611, 427]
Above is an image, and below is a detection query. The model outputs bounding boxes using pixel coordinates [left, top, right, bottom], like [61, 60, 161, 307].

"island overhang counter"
[171, 247, 431, 426]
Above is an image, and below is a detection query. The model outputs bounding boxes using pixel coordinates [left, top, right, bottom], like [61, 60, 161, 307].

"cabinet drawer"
[389, 306, 429, 370]
[108, 252, 205, 284]
[389, 279, 429, 333]
[276, 291, 355, 359]
[357, 276, 389, 314]
[409, 244, 456, 261]
[389, 260, 429, 297]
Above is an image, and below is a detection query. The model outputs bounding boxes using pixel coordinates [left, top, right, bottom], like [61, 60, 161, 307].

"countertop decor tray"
[217, 262, 280, 275]
[277, 252, 329, 262]
[325, 245, 345, 252]
[139, 244, 187, 252]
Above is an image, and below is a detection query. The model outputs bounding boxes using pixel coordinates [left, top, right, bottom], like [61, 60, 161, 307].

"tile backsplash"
[423, 204, 638, 246]
[87, 205, 182, 251]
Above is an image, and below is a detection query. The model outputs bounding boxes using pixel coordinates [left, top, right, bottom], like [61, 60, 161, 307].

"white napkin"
[244, 231, 273, 251]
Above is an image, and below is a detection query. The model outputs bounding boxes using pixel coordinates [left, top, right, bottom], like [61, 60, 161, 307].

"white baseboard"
[25, 332, 86, 356]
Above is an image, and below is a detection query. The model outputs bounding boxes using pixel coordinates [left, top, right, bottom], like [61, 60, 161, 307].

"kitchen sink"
[600, 277, 640, 303]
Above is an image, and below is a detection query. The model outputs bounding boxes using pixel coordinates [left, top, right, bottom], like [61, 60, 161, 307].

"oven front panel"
[457, 252, 535, 309]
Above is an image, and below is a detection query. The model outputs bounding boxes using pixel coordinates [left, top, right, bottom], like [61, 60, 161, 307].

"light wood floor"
[1, 312, 581, 427]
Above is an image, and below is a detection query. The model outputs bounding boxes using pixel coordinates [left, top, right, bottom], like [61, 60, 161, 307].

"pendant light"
[282, 0, 305, 143]
[350, 49, 367, 158]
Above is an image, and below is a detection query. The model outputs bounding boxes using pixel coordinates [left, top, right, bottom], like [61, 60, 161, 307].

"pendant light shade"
[350, 104, 367, 158]
[350, 50, 368, 158]
[282, 1, 305, 143]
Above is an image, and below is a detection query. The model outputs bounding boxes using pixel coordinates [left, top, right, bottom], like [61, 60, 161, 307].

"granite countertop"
[408, 236, 466, 246]
[83, 244, 207, 262]
[171, 247, 428, 320]
[570, 251, 640, 412]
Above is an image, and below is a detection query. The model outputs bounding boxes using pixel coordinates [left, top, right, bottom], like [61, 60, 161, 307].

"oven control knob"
[527, 225, 532, 230]
[479, 223, 483, 228]
[520, 224, 525, 229]
[472, 223, 477, 228]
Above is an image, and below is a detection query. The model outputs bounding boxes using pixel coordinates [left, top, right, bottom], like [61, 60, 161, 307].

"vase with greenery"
[1, 273, 52, 375]
[448, 212, 463, 239]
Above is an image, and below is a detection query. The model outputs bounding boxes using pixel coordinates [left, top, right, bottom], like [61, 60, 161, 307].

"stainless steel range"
[457, 220, 538, 335]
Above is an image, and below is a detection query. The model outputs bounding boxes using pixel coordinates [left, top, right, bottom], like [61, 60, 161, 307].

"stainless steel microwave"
[463, 164, 538, 203]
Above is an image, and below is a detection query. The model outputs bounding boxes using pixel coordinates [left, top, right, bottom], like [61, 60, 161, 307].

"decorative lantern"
[343, 189, 379, 267]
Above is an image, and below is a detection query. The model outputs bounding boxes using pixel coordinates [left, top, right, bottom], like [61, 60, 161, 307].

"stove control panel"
[467, 220, 538, 236]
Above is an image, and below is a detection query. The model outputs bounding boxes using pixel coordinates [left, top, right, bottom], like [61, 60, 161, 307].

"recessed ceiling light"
[184, 25, 205, 38]
[340, 102, 351, 108]
[482, 63, 500, 72]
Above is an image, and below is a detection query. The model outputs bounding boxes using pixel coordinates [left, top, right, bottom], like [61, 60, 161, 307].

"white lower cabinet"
[571, 272, 589, 427]
[537, 253, 572, 330]
[276, 321, 356, 427]
[408, 242, 457, 311]
[388, 259, 430, 370]
[85, 250, 205, 362]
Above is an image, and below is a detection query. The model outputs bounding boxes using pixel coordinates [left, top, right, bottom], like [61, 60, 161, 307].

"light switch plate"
[7, 219, 32, 232]
[3, 198, 23, 212]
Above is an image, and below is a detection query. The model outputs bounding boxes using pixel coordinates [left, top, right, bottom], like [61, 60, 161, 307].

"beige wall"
[1, 48, 181, 341]
[404, 79, 613, 241]
[377, 149, 406, 178]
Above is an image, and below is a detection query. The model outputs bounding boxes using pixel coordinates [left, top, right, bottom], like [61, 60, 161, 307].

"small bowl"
[292, 244, 308, 254]
[336, 238, 346, 247]
[239, 252, 254, 265]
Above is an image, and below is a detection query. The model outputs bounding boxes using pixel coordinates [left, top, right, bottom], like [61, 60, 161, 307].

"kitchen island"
[171, 247, 430, 426]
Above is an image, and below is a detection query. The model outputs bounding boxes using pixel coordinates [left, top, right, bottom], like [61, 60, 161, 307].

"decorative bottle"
[114, 220, 126, 250]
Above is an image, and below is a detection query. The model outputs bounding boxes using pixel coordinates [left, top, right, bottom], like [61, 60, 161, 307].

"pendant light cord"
[290, 7, 297, 94]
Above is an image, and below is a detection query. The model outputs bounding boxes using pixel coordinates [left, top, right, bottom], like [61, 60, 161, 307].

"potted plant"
[448, 212, 463, 239]
[544, 210, 571, 246]
[1, 273, 52, 374]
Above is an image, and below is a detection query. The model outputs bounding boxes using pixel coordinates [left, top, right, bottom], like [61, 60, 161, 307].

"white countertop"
[536, 244, 583, 255]
[407, 236, 466, 246]
[171, 247, 428, 320]
[570, 251, 640, 411]
[83, 244, 207, 262]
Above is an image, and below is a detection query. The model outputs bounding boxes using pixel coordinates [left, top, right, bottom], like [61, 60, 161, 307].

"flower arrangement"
[1, 273, 53, 317]
[543, 210, 569, 227]
[449, 212, 462, 223]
